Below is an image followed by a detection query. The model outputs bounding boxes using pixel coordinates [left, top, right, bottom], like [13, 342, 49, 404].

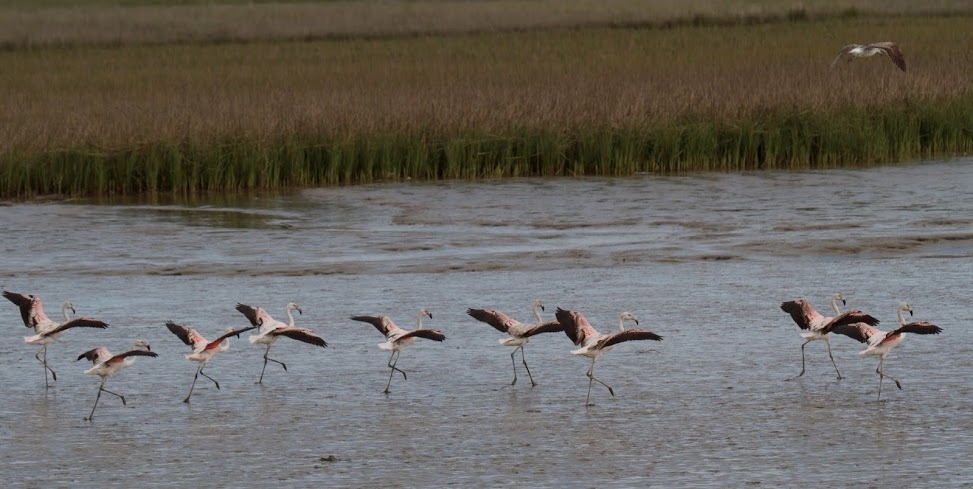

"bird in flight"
[830, 42, 906, 72]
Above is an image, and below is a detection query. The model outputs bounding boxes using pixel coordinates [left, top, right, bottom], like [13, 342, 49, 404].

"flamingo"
[3, 290, 109, 388]
[76, 339, 158, 420]
[780, 293, 881, 380]
[555, 308, 663, 407]
[830, 302, 942, 401]
[830, 42, 906, 72]
[236, 303, 328, 383]
[350, 308, 446, 394]
[467, 299, 563, 387]
[165, 321, 257, 403]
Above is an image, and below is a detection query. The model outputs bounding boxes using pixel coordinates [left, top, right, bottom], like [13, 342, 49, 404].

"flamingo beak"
[297, 307, 303, 315]
[841, 299, 846, 306]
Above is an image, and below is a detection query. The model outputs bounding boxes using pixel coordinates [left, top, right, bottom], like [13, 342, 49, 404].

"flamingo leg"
[876, 356, 902, 401]
[507, 347, 519, 386]
[258, 343, 288, 384]
[384, 350, 405, 394]
[184, 364, 203, 403]
[199, 368, 220, 390]
[786, 339, 811, 381]
[85, 378, 107, 420]
[520, 345, 537, 387]
[585, 359, 614, 407]
[825, 337, 842, 380]
[36, 345, 57, 386]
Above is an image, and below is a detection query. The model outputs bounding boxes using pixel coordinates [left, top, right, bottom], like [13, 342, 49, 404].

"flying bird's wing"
[887, 321, 942, 337]
[350, 315, 396, 336]
[400, 329, 446, 342]
[870, 42, 906, 72]
[213, 325, 259, 344]
[829, 44, 858, 69]
[780, 300, 823, 331]
[273, 327, 328, 347]
[467, 308, 518, 333]
[596, 329, 663, 349]
[45, 317, 109, 336]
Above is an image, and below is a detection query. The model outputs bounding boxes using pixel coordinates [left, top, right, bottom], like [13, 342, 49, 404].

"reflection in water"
[0, 159, 972, 486]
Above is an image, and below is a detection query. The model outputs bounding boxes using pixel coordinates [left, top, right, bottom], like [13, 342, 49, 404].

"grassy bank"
[2, 12, 972, 197]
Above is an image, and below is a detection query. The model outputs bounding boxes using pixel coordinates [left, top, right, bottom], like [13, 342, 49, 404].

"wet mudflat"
[1, 159, 972, 486]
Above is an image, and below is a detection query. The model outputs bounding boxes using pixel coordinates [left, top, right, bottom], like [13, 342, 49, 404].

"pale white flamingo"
[351, 308, 445, 394]
[830, 42, 906, 72]
[830, 302, 942, 401]
[165, 321, 257, 403]
[236, 302, 328, 383]
[780, 293, 881, 380]
[3, 290, 109, 388]
[555, 307, 663, 407]
[467, 299, 563, 387]
[76, 339, 158, 420]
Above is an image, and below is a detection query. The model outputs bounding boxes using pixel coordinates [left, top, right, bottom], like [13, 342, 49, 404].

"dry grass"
[1, 5, 972, 197]
[1, 0, 972, 49]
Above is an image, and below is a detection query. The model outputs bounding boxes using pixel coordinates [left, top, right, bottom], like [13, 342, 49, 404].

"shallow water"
[1, 159, 972, 487]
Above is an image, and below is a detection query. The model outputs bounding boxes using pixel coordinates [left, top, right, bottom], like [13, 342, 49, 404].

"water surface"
[1, 159, 972, 486]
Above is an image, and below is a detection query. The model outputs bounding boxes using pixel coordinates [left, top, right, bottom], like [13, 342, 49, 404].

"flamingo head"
[287, 302, 302, 315]
[900, 302, 913, 316]
[133, 338, 151, 351]
[531, 299, 545, 312]
[418, 308, 432, 320]
[832, 292, 846, 306]
[619, 311, 639, 326]
[62, 301, 76, 315]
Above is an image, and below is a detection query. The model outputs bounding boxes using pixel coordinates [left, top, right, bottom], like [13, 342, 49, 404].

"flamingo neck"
[285, 307, 296, 327]
[531, 303, 542, 323]
[61, 304, 72, 322]
[897, 307, 907, 326]
[617, 317, 626, 332]
[416, 314, 424, 330]
[830, 297, 841, 315]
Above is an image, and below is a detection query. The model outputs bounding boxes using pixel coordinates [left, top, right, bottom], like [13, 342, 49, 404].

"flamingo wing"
[166, 321, 204, 347]
[555, 308, 598, 346]
[212, 325, 259, 344]
[829, 323, 884, 344]
[870, 42, 906, 71]
[519, 320, 565, 338]
[273, 327, 328, 347]
[77, 347, 113, 364]
[108, 350, 159, 362]
[780, 300, 823, 331]
[822, 310, 879, 333]
[596, 329, 663, 349]
[399, 329, 446, 342]
[350, 315, 396, 336]
[888, 321, 942, 337]
[467, 308, 518, 333]
[46, 317, 109, 336]
[236, 303, 272, 327]
[2, 291, 45, 328]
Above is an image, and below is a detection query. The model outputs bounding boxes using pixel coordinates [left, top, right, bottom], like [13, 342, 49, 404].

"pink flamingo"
[76, 339, 158, 420]
[467, 299, 563, 386]
[351, 309, 445, 393]
[831, 302, 942, 401]
[3, 290, 109, 387]
[165, 321, 257, 403]
[235, 302, 328, 383]
[780, 293, 880, 380]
